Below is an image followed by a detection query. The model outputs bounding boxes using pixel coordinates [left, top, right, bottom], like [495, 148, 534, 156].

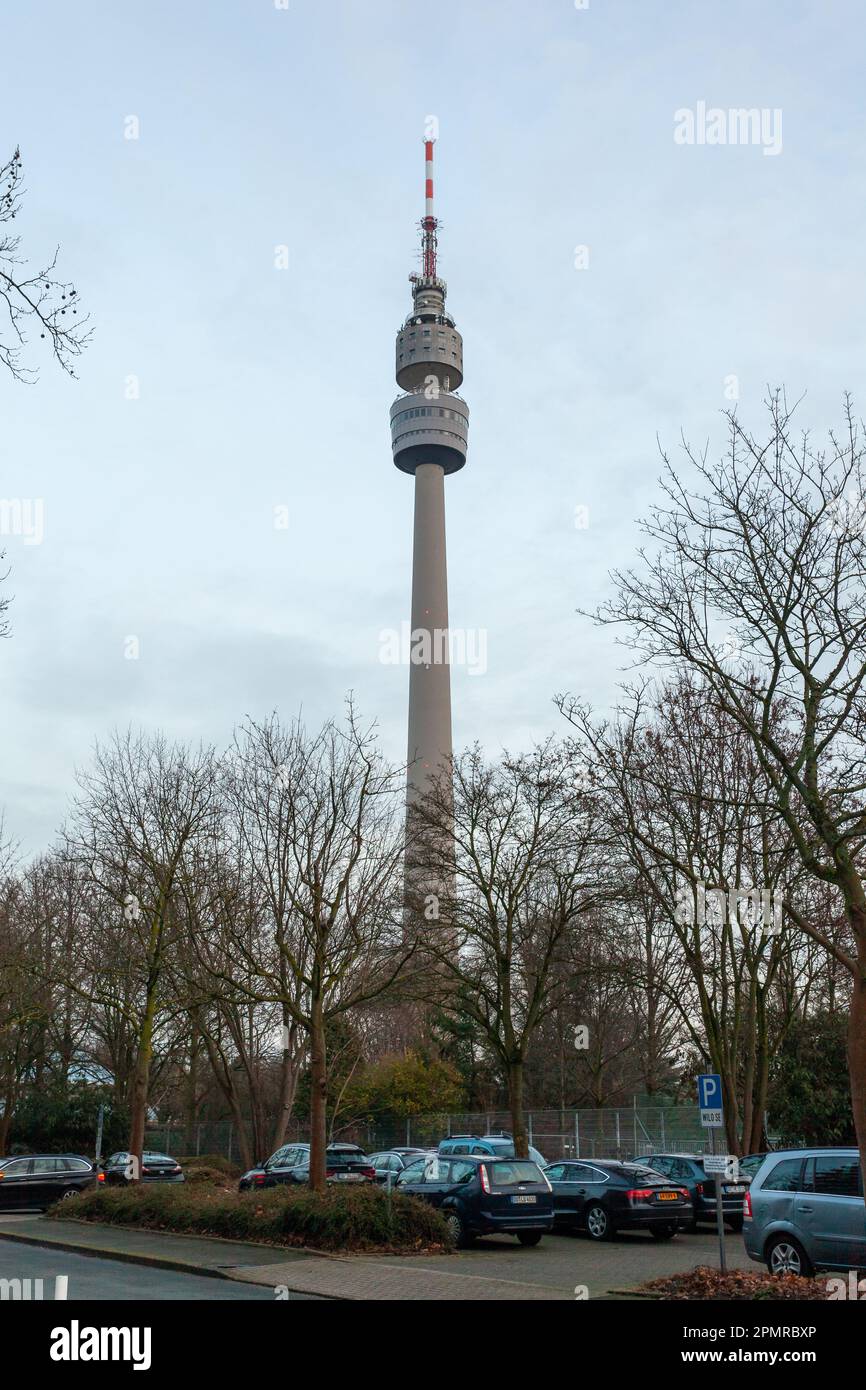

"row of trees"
[1, 394, 864, 1191]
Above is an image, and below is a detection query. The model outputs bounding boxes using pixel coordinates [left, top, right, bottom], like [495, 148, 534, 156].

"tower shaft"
[406, 461, 453, 817]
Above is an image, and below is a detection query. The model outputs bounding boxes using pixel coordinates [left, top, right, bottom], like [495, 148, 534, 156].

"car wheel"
[650, 1224, 677, 1240]
[727, 1216, 744, 1233]
[58, 1188, 81, 1202]
[766, 1235, 813, 1279]
[444, 1210, 472, 1248]
[584, 1203, 615, 1241]
[517, 1231, 543, 1247]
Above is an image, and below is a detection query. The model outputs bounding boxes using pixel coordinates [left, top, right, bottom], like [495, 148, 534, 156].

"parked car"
[639, 1152, 748, 1231]
[438, 1133, 548, 1168]
[743, 1147, 866, 1277]
[367, 1149, 427, 1184]
[101, 1151, 185, 1185]
[238, 1142, 375, 1191]
[738, 1152, 768, 1183]
[544, 1159, 693, 1241]
[395, 1151, 553, 1247]
[0, 1154, 100, 1210]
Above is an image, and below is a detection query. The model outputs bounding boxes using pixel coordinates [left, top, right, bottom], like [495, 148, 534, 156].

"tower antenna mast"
[421, 138, 438, 280]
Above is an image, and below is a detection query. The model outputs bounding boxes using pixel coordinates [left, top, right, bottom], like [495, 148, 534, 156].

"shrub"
[177, 1154, 241, 1177]
[47, 1181, 452, 1254]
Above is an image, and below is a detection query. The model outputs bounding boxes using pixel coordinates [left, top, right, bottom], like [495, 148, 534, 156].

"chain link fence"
[146, 1106, 711, 1165]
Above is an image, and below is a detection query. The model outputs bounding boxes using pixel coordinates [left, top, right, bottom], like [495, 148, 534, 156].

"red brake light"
[254, 1173, 266, 1186]
[626, 1188, 655, 1201]
[744, 1190, 753, 1219]
[479, 1163, 491, 1194]
[98, 1171, 105, 1183]
[695, 1181, 705, 1195]
[360, 1166, 376, 1178]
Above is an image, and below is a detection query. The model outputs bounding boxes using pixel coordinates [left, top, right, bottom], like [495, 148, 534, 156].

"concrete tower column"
[406, 461, 453, 813]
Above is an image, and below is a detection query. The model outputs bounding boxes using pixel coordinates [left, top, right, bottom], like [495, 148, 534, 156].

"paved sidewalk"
[0, 1215, 748, 1301]
[230, 1257, 570, 1300]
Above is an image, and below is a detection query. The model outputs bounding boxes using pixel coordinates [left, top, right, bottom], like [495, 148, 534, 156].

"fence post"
[227, 1121, 233, 1163]
[528, 1113, 533, 1148]
[574, 1112, 580, 1157]
[406, 1117, 411, 1147]
[615, 1111, 621, 1156]
[661, 1110, 666, 1149]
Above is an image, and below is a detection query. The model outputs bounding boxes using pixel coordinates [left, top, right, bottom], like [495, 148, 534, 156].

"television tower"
[390, 138, 468, 894]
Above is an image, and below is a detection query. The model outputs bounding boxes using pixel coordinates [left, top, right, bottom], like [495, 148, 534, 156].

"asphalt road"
[0, 1236, 316, 1300]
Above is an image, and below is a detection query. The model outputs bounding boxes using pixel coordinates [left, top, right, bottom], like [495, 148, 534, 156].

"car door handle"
[798, 1205, 813, 1212]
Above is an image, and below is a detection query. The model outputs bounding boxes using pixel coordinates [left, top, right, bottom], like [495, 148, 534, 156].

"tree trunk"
[508, 1058, 528, 1158]
[308, 1002, 328, 1193]
[846, 939, 866, 1200]
[127, 984, 158, 1177]
[270, 1029, 299, 1151]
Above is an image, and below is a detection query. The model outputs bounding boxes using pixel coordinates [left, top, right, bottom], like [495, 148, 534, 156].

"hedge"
[47, 1181, 452, 1254]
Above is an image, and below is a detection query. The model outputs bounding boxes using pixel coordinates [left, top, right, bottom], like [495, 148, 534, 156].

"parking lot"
[388, 1225, 752, 1299]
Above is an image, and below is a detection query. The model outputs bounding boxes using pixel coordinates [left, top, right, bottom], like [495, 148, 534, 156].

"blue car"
[396, 1152, 553, 1247]
[743, 1148, 866, 1276]
[438, 1133, 548, 1167]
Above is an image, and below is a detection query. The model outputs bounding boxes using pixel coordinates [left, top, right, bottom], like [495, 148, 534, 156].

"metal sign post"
[698, 1074, 726, 1273]
[94, 1103, 105, 1165]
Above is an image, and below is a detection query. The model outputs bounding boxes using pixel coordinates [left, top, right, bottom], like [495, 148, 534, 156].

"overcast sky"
[2, 0, 865, 855]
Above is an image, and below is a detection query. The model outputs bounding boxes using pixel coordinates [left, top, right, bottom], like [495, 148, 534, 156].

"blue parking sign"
[698, 1073, 723, 1127]
[698, 1073, 722, 1109]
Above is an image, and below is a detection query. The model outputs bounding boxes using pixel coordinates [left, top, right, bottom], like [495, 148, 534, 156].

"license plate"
[511, 1194, 537, 1204]
[657, 1191, 678, 1201]
[725, 1184, 745, 1194]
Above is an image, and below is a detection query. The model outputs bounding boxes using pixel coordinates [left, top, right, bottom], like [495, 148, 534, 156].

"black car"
[0, 1154, 100, 1210]
[101, 1151, 185, 1185]
[640, 1152, 747, 1231]
[543, 1159, 693, 1241]
[238, 1142, 375, 1191]
[367, 1149, 427, 1184]
[395, 1152, 553, 1247]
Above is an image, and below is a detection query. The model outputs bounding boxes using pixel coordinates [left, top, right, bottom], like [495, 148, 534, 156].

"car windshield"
[487, 1161, 542, 1187]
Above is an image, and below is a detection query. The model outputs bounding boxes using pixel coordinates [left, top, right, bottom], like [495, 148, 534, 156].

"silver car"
[743, 1147, 866, 1276]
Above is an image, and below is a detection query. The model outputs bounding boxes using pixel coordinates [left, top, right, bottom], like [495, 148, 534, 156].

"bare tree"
[411, 740, 599, 1158]
[1, 148, 90, 381]
[70, 730, 218, 1174]
[214, 706, 412, 1192]
[595, 392, 866, 1186]
[561, 676, 810, 1153]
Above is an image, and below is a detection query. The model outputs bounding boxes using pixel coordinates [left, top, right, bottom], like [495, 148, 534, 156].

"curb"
[0, 1226, 345, 1299]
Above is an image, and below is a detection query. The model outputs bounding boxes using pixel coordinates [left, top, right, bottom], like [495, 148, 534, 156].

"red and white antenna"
[421, 137, 438, 280]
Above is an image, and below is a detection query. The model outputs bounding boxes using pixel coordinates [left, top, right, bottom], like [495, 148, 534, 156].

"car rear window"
[810, 1156, 862, 1197]
[622, 1164, 666, 1182]
[487, 1161, 543, 1187]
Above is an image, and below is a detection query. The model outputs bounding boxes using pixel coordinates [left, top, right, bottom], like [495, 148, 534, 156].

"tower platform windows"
[390, 390, 469, 476]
